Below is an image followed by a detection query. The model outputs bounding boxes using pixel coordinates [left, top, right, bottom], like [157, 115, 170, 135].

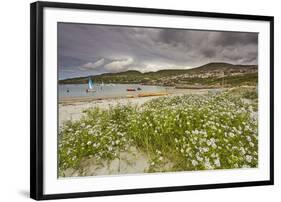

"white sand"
[62, 147, 149, 177]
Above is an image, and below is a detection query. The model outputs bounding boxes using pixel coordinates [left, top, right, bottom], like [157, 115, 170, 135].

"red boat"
[126, 88, 136, 91]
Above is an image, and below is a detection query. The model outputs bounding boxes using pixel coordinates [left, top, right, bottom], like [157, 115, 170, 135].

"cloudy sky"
[58, 23, 258, 79]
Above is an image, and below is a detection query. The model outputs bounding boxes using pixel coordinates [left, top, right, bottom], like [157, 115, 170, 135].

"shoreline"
[58, 88, 212, 127]
[59, 88, 216, 104]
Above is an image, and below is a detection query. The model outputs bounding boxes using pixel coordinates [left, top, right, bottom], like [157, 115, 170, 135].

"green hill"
[59, 62, 258, 87]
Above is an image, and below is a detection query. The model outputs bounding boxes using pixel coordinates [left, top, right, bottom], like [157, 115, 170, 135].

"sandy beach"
[59, 88, 210, 127]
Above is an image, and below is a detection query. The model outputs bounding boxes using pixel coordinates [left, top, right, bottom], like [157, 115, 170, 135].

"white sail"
[88, 77, 94, 89]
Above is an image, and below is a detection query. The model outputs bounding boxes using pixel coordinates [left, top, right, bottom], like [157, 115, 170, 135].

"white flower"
[207, 138, 215, 145]
[202, 147, 209, 152]
[214, 158, 221, 167]
[240, 148, 246, 155]
[196, 155, 203, 162]
[249, 142, 255, 147]
[191, 160, 198, 166]
[204, 160, 213, 169]
[245, 155, 252, 163]
[191, 129, 199, 135]
[87, 141, 92, 145]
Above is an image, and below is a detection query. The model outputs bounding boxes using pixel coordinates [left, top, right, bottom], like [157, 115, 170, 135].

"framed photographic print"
[30, 1, 274, 200]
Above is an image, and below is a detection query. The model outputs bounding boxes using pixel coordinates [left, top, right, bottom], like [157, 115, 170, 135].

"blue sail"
[88, 77, 94, 89]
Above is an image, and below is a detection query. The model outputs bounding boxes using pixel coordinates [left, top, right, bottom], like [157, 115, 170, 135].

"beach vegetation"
[58, 91, 258, 176]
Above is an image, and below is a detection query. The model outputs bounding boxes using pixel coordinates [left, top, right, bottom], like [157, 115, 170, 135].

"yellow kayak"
[138, 92, 168, 97]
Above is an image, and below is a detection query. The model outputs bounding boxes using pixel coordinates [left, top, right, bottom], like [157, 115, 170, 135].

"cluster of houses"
[172, 68, 257, 79]
[146, 68, 257, 87]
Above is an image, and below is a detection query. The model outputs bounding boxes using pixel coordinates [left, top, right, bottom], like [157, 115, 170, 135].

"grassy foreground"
[58, 89, 258, 176]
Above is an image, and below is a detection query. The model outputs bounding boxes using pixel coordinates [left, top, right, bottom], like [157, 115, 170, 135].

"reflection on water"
[59, 84, 167, 98]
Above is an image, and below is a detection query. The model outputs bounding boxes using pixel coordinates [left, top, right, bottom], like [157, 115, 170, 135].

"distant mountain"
[59, 62, 257, 85]
[103, 70, 142, 76]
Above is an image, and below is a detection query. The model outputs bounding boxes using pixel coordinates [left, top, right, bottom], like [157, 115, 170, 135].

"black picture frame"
[30, 1, 274, 200]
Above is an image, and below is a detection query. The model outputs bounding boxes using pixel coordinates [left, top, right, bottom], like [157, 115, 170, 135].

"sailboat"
[86, 77, 96, 92]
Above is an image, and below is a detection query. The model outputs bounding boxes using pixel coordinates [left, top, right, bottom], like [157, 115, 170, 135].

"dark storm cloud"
[214, 32, 258, 46]
[201, 48, 217, 58]
[58, 23, 258, 79]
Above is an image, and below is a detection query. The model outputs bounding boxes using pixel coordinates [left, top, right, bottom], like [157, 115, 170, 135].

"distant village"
[146, 68, 258, 88]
